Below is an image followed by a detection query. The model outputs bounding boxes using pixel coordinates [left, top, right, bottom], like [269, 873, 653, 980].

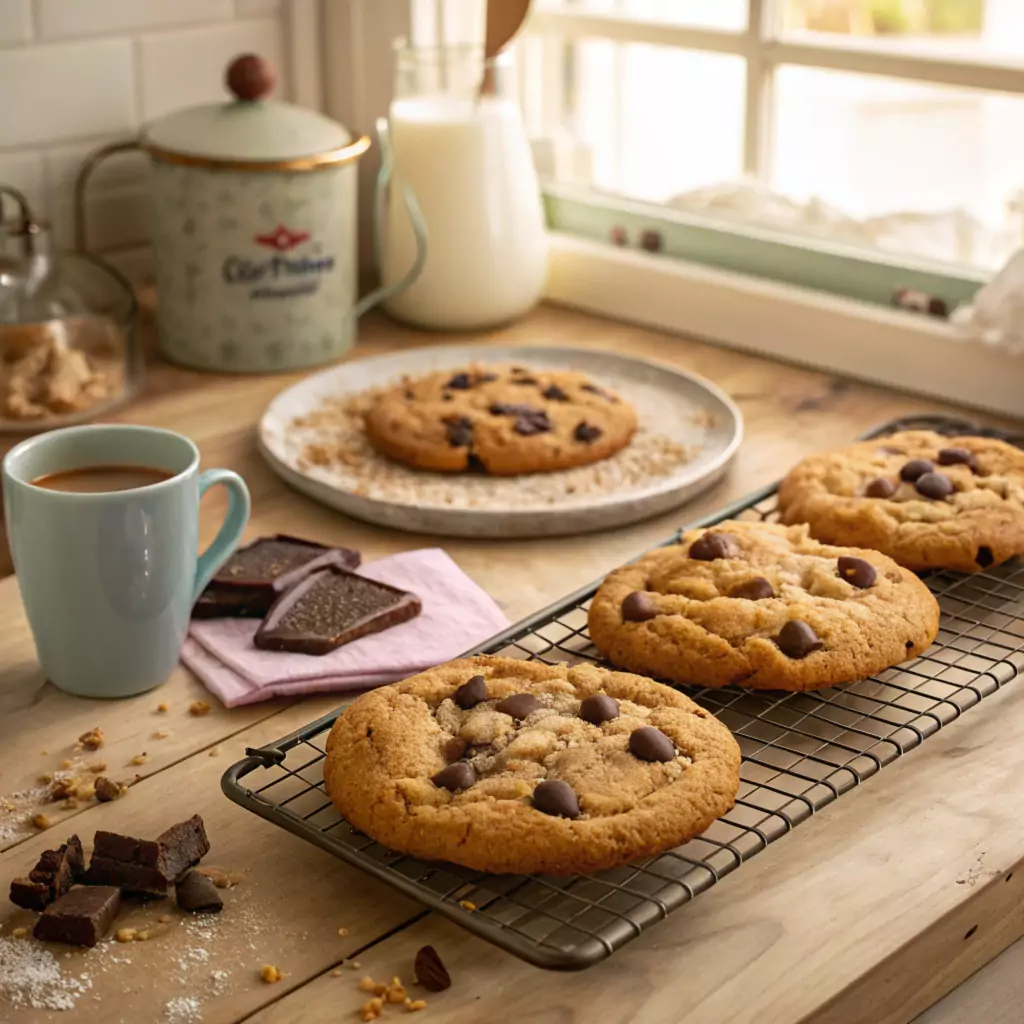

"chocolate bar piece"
[10, 835, 84, 910]
[254, 568, 421, 656]
[85, 856, 170, 897]
[175, 871, 223, 913]
[156, 815, 211, 883]
[34, 886, 121, 947]
[194, 535, 361, 619]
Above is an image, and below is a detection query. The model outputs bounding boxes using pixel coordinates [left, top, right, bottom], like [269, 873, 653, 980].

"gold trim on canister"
[141, 134, 371, 172]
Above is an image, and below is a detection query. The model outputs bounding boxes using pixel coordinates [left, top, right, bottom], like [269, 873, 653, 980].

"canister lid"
[141, 55, 367, 171]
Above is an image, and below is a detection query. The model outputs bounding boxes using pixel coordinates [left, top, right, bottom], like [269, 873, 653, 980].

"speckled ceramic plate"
[258, 345, 742, 538]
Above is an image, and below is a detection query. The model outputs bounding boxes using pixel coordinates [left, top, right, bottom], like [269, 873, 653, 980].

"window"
[521, 0, 1024, 299]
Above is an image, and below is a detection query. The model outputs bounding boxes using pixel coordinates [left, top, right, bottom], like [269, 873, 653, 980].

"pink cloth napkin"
[181, 548, 510, 707]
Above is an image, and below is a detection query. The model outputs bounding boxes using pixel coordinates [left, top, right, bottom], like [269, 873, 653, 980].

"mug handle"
[352, 116, 429, 318]
[192, 469, 252, 603]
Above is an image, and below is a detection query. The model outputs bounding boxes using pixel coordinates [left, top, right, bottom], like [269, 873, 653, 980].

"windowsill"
[543, 232, 1021, 420]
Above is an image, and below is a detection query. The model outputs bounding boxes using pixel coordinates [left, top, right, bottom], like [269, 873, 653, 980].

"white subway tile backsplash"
[0, 39, 136, 148]
[0, 0, 33, 45]
[46, 140, 150, 197]
[0, 153, 46, 212]
[139, 17, 287, 121]
[37, 0, 233, 39]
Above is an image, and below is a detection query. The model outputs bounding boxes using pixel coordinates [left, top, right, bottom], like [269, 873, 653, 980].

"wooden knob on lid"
[226, 54, 276, 101]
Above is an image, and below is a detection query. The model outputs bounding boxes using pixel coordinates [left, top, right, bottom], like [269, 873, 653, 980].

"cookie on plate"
[777, 430, 1024, 572]
[362, 364, 637, 475]
[588, 520, 940, 691]
[323, 655, 741, 875]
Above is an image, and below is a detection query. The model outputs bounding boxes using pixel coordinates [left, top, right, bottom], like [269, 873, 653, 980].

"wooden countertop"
[0, 303, 1020, 1023]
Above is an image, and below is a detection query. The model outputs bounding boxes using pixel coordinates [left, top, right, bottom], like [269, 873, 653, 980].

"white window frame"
[302, 0, 1024, 420]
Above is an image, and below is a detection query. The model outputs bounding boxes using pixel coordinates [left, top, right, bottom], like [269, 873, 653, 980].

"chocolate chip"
[431, 762, 477, 792]
[446, 372, 472, 389]
[938, 447, 978, 472]
[640, 229, 663, 252]
[478, 372, 498, 383]
[495, 693, 541, 719]
[579, 694, 619, 725]
[865, 477, 897, 498]
[621, 591, 658, 621]
[776, 620, 823, 659]
[414, 946, 451, 992]
[689, 531, 739, 561]
[837, 556, 877, 589]
[466, 453, 487, 472]
[532, 780, 580, 819]
[513, 410, 552, 436]
[878, 445, 906, 455]
[574, 422, 602, 444]
[900, 458, 934, 482]
[443, 415, 473, 447]
[404, 389, 414, 399]
[453, 674, 487, 709]
[489, 402, 537, 416]
[628, 726, 676, 762]
[443, 736, 468, 761]
[512, 376, 539, 386]
[442, 393, 453, 402]
[581, 383, 612, 399]
[915, 471, 954, 499]
[542, 384, 569, 401]
[976, 546, 995, 568]
[729, 576, 774, 600]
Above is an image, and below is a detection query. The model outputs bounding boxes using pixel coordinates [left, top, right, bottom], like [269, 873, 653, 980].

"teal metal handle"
[353, 116, 429, 318]
[192, 469, 251, 603]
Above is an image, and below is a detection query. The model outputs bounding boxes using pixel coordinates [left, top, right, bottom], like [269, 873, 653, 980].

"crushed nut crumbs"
[157, 702, 169, 713]
[11, 927, 27, 938]
[361, 996, 384, 1021]
[260, 964, 284, 984]
[348, 960, 361, 970]
[87, 761, 107, 773]
[331, 968, 343, 977]
[58, 759, 72, 770]
[338, 926, 348, 936]
[188, 701, 211, 717]
[31, 814, 50, 830]
[129, 754, 148, 766]
[115, 929, 136, 943]
[406, 1000, 427, 1013]
[74, 782, 96, 801]
[458, 900, 476, 911]
[152, 730, 171, 740]
[78, 727, 104, 750]
[385, 977, 407, 1004]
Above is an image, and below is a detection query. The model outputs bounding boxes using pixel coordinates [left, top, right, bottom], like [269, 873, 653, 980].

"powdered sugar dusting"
[165, 995, 202, 1022]
[0, 936, 92, 1011]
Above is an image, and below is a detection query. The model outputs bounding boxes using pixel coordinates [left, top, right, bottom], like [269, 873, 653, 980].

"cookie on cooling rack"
[587, 519, 940, 692]
[322, 655, 741, 875]
[777, 430, 1024, 573]
[362, 364, 638, 475]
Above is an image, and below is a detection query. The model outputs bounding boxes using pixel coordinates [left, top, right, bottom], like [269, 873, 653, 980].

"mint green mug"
[3, 425, 250, 698]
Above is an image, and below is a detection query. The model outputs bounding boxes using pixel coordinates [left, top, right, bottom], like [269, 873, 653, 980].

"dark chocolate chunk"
[466, 453, 487, 473]
[34, 886, 121, 947]
[581, 383, 613, 400]
[9, 878, 51, 912]
[10, 835, 84, 911]
[865, 477, 897, 499]
[443, 736, 468, 761]
[442, 393, 453, 402]
[444, 415, 473, 448]
[837, 556, 877, 589]
[85, 856, 169, 896]
[511, 376, 539, 386]
[495, 693, 541, 720]
[938, 447, 978, 472]
[155, 815, 211, 884]
[404, 389, 415, 400]
[478, 372, 498, 383]
[446, 372, 472, 389]
[689, 531, 740, 561]
[488, 402, 538, 417]
[976, 546, 995, 568]
[431, 762, 477, 792]
[513, 410, 552, 436]
[254, 568, 421, 656]
[531, 780, 580, 819]
[729, 577, 774, 601]
[573, 422, 602, 444]
[454, 674, 487, 709]
[640, 229, 663, 252]
[414, 945, 451, 992]
[776, 620, 823, 659]
[628, 726, 676, 763]
[175, 871, 223, 913]
[621, 591, 658, 622]
[579, 694, 619, 726]
[915, 471, 954, 500]
[192, 588, 272, 619]
[542, 384, 569, 401]
[900, 458, 934, 482]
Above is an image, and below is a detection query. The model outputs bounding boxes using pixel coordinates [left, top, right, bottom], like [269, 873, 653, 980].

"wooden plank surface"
[0, 303, 1020, 1022]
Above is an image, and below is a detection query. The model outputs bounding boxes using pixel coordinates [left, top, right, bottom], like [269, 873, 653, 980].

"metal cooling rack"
[222, 413, 1024, 970]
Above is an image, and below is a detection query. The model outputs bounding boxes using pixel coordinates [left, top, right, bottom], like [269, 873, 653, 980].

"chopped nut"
[31, 813, 51, 830]
[152, 730, 171, 740]
[60, 798, 78, 810]
[58, 759, 72, 770]
[208, 747, 220, 757]
[87, 761, 108, 773]
[406, 1000, 427, 1013]
[129, 753, 148, 766]
[338, 926, 349, 936]
[385, 977, 407, 1004]
[260, 964, 284, 984]
[331, 968, 343, 978]
[49, 777, 78, 801]
[189, 701, 212, 717]
[348, 960, 361, 970]
[38, 773, 53, 785]
[115, 928, 137, 943]
[79, 727, 105, 750]
[157, 702, 169, 713]
[74, 781, 96, 801]
[4, 802, 14, 811]
[158, 914, 173, 924]
[458, 900, 476, 911]
[361, 997, 384, 1021]
[11, 927, 28, 938]
[358, 977, 380, 993]
[135, 929, 152, 941]
[94, 777, 122, 802]
[196, 866, 243, 889]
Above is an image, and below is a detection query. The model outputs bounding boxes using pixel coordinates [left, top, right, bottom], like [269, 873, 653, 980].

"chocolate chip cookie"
[778, 430, 1024, 572]
[362, 364, 638, 475]
[588, 520, 940, 691]
[323, 655, 741, 874]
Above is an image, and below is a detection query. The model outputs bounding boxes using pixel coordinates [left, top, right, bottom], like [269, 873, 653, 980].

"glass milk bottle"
[380, 43, 548, 331]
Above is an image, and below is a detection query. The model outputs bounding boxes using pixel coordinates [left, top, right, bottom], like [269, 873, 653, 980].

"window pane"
[782, 0, 1024, 60]
[772, 66, 1024, 267]
[536, 0, 747, 33]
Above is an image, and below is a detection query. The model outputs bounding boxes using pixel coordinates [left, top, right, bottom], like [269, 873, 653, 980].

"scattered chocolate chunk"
[175, 871, 223, 913]
[443, 736, 467, 761]
[495, 693, 541, 720]
[153, 816, 210, 883]
[865, 477, 897, 499]
[478, 373, 498, 383]
[511, 376, 539, 386]
[938, 447, 979, 472]
[579, 694, 619, 725]
[446, 372, 472, 390]
[915, 472, 954, 500]
[729, 577, 774, 601]
[85, 857, 169, 896]
[488, 402, 538, 417]
[542, 384, 569, 401]
[628, 726, 676, 763]
[442, 393, 453, 402]
[404, 389, 415, 400]
[9, 835, 84, 911]
[466, 453, 487, 473]
[581, 383, 612, 400]
[513, 410, 552, 436]
[531, 780, 580, 819]
[453, 675, 487, 710]
[609, 225, 629, 247]
[94, 777, 123, 803]
[573, 422, 602, 444]
[444, 415, 473, 448]
[976, 546, 995, 568]
[9, 878, 50, 911]
[689, 531, 740, 561]
[900, 459, 934, 482]
[776, 620, 823, 659]
[193, 588, 273, 619]
[837, 556, 877, 589]
[431, 762, 477, 792]
[414, 945, 451, 992]
[639, 229, 663, 253]
[34, 886, 121, 947]
[621, 591, 658, 622]
[255, 568, 420, 656]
